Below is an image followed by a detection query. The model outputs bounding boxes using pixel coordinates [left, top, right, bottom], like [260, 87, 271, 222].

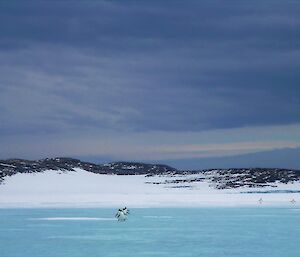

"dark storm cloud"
[0, 0, 300, 135]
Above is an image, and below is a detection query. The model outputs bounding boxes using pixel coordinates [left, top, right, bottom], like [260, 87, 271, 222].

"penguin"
[122, 207, 130, 215]
[115, 209, 127, 222]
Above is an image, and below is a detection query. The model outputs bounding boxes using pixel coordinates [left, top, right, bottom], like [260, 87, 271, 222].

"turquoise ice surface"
[0, 207, 299, 257]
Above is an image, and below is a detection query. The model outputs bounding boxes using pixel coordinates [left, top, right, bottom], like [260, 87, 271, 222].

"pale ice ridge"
[31, 217, 116, 221]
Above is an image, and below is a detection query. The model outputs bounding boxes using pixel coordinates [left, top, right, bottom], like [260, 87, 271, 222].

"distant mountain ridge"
[0, 157, 176, 181]
[1, 157, 300, 189]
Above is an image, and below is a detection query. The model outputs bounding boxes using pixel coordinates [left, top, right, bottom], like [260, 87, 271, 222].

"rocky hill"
[0, 157, 176, 183]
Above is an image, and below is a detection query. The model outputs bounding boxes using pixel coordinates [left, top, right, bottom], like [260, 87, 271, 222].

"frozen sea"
[0, 207, 300, 257]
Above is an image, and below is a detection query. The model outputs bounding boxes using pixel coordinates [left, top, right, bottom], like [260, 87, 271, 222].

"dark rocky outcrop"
[149, 168, 300, 189]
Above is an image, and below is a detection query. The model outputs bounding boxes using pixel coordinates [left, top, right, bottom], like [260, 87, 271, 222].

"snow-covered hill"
[1, 158, 299, 188]
[0, 158, 299, 207]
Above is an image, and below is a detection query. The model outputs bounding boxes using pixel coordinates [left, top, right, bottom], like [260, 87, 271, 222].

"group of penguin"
[115, 207, 130, 221]
[258, 198, 296, 204]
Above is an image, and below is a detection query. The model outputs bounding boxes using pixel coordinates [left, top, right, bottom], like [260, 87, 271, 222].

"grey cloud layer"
[0, 1, 300, 163]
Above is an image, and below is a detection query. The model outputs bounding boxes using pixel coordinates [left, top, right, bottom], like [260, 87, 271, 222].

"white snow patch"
[31, 217, 115, 221]
[0, 163, 16, 168]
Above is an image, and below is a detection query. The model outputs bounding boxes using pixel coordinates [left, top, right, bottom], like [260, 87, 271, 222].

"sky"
[1, 1, 300, 169]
